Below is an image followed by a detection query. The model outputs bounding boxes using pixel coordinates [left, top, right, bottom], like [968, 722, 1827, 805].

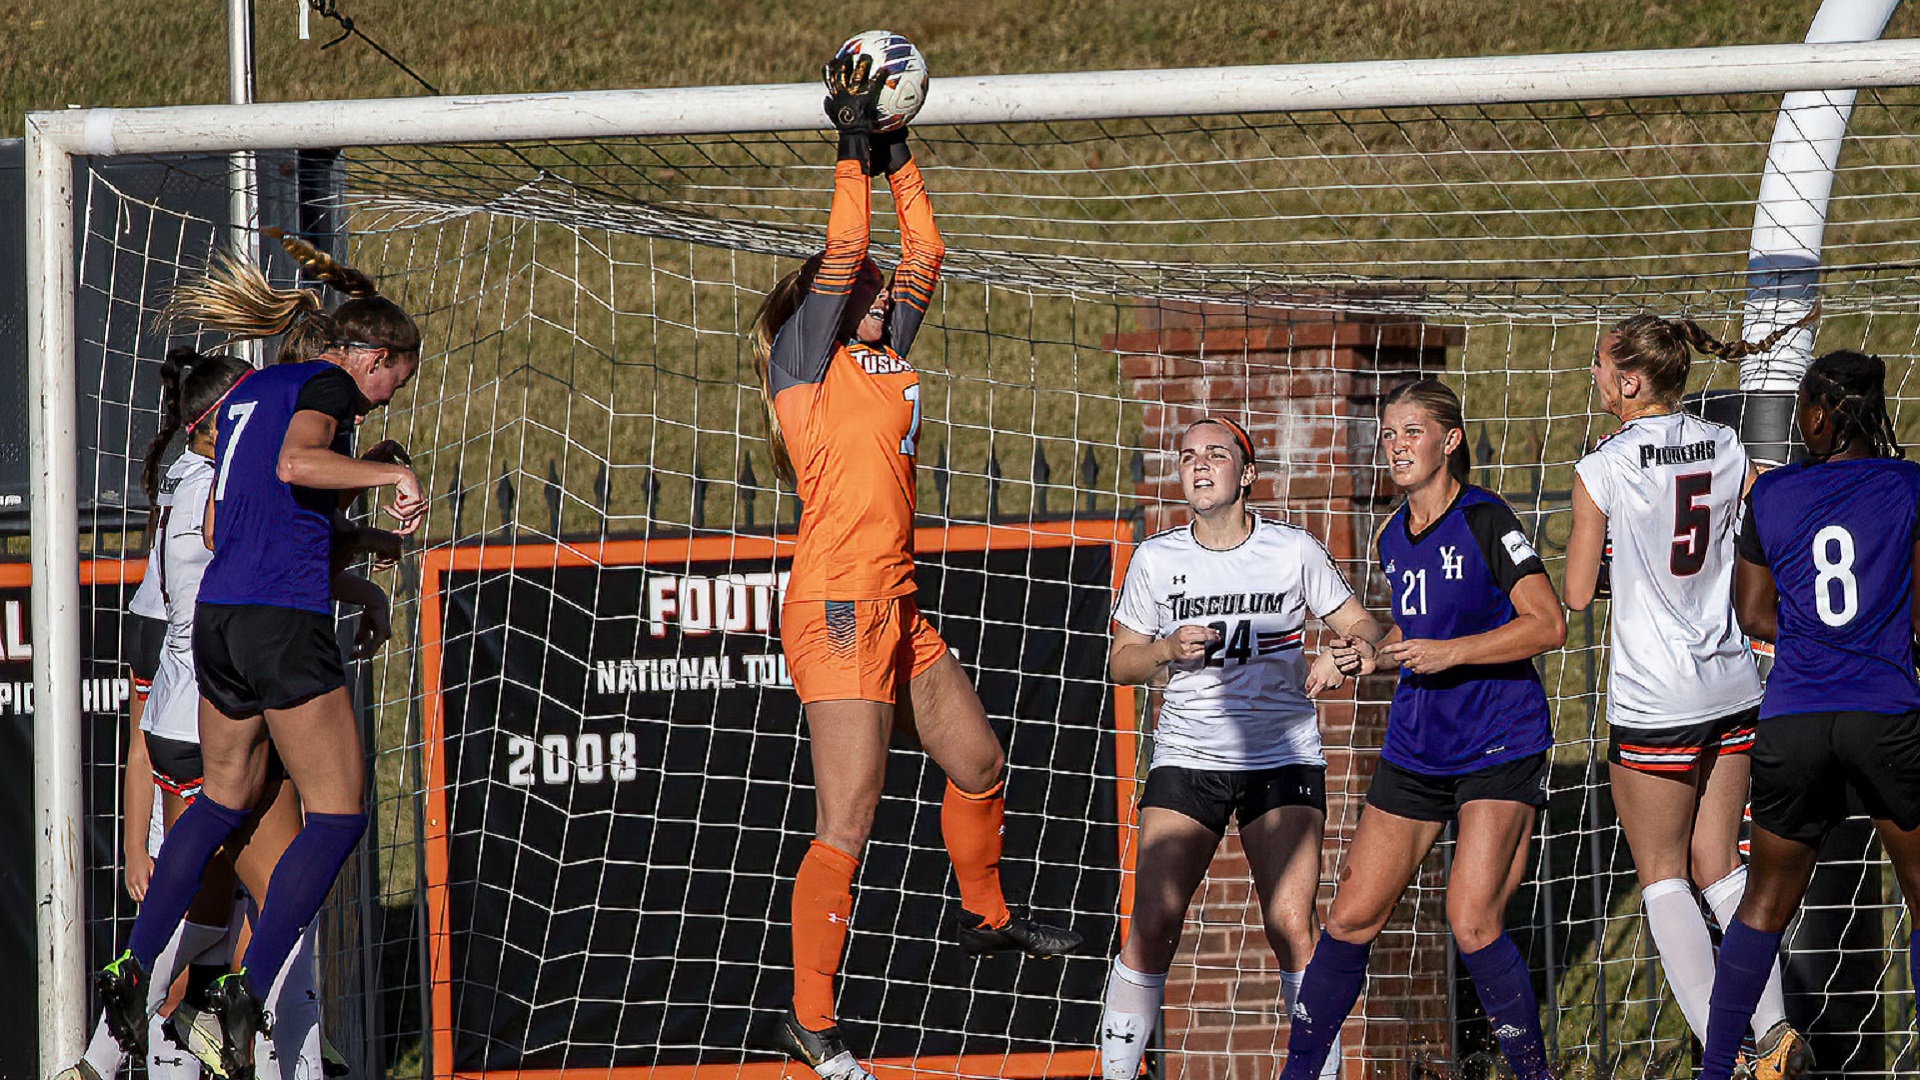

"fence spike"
[544, 460, 562, 537]
[739, 458, 759, 528]
[1032, 443, 1051, 516]
[496, 465, 516, 533]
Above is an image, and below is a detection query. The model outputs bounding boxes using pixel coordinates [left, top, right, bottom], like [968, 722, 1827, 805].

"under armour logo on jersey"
[1103, 1026, 1137, 1044]
[1172, 574, 1187, 585]
[1439, 545, 1464, 580]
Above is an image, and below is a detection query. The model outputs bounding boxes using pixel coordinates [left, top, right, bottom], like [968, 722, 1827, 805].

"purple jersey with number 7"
[198, 360, 348, 615]
[1738, 457, 1920, 718]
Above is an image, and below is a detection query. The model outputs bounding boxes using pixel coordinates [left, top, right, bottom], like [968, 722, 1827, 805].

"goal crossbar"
[25, 36, 1920, 1068]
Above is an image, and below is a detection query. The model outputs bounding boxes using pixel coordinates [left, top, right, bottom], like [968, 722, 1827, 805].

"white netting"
[67, 85, 1920, 1080]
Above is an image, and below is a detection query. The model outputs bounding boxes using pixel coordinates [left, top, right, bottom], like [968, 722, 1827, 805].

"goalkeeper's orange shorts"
[781, 597, 949, 705]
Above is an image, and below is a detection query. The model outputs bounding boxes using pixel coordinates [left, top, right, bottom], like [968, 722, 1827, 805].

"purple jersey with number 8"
[198, 361, 343, 615]
[1739, 457, 1920, 718]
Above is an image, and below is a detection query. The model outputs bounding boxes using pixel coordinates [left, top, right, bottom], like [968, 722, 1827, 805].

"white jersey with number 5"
[1112, 515, 1354, 771]
[1574, 412, 1761, 729]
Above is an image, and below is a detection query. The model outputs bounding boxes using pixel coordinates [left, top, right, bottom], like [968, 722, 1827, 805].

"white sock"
[1641, 878, 1715, 1042]
[147, 920, 227, 1080]
[257, 925, 325, 1080]
[1100, 958, 1166, 1080]
[1703, 866, 1789, 1038]
[81, 1015, 125, 1078]
[1281, 968, 1342, 1078]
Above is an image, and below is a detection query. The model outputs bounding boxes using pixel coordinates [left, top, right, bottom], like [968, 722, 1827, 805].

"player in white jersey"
[124, 506, 171, 905]
[1099, 418, 1385, 1080]
[1563, 314, 1809, 1079]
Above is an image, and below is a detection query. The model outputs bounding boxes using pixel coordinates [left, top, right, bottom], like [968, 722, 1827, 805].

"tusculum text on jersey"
[1168, 591, 1294, 620]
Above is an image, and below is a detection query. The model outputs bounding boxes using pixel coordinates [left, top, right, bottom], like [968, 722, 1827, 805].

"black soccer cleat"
[204, 972, 270, 1080]
[956, 909, 1083, 958]
[770, 1009, 874, 1080]
[95, 949, 152, 1057]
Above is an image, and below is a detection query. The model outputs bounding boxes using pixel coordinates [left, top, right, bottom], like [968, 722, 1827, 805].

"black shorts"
[144, 731, 285, 805]
[145, 732, 205, 802]
[194, 603, 345, 720]
[1366, 752, 1550, 823]
[1608, 707, 1758, 775]
[1750, 710, 1920, 846]
[1138, 764, 1326, 836]
[126, 613, 166, 699]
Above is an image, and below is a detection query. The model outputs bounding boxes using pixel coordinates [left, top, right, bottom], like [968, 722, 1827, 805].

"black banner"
[0, 565, 144, 1079]
[432, 535, 1123, 1073]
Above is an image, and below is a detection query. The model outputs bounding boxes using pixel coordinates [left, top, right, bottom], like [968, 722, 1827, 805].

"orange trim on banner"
[418, 521, 1135, 1080]
[451, 1050, 1100, 1080]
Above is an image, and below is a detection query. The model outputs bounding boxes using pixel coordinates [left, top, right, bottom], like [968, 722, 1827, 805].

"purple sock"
[1279, 933, 1370, 1080]
[1460, 934, 1550, 1080]
[1701, 918, 1785, 1080]
[126, 795, 248, 969]
[238, 811, 366, 992]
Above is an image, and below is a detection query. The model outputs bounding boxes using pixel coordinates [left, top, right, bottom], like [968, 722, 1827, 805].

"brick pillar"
[1106, 300, 1464, 1080]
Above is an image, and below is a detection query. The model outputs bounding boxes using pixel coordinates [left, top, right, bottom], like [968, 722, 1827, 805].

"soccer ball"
[825, 31, 929, 133]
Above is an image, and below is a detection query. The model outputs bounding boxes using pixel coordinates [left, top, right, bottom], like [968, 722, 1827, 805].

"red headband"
[1187, 416, 1256, 464]
[187, 368, 252, 434]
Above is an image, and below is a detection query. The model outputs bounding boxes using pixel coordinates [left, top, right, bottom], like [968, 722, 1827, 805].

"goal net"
[38, 43, 1920, 1080]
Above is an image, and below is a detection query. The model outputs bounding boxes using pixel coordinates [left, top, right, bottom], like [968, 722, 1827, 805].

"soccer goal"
[26, 33, 1920, 1080]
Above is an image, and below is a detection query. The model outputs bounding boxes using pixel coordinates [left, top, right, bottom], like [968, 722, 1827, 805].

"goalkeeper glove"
[824, 50, 886, 169]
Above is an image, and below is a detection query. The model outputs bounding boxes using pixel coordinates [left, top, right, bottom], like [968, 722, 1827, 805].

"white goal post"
[27, 36, 1920, 1073]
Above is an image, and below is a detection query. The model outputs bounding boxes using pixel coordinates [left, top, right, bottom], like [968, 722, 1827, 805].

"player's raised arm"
[875, 129, 943, 359]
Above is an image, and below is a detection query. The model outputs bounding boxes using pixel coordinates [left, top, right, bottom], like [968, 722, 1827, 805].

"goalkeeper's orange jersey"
[770, 157, 944, 603]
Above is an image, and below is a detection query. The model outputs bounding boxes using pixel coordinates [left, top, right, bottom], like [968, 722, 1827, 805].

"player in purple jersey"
[96, 236, 426, 1079]
[1698, 351, 1920, 1080]
[1280, 380, 1566, 1080]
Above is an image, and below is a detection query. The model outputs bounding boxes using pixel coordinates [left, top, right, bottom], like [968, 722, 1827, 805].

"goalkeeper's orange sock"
[791, 839, 859, 1032]
[941, 778, 1011, 929]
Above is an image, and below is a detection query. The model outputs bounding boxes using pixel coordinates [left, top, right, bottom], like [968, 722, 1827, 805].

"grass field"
[26, 3, 1920, 1076]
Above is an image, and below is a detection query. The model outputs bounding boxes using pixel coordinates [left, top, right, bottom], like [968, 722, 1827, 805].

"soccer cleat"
[771, 1009, 875, 1080]
[52, 1061, 105, 1080]
[95, 949, 152, 1057]
[956, 909, 1084, 958]
[166, 1001, 227, 1076]
[1742, 1020, 1814, 1080]
[203, 973, 270, 1080]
